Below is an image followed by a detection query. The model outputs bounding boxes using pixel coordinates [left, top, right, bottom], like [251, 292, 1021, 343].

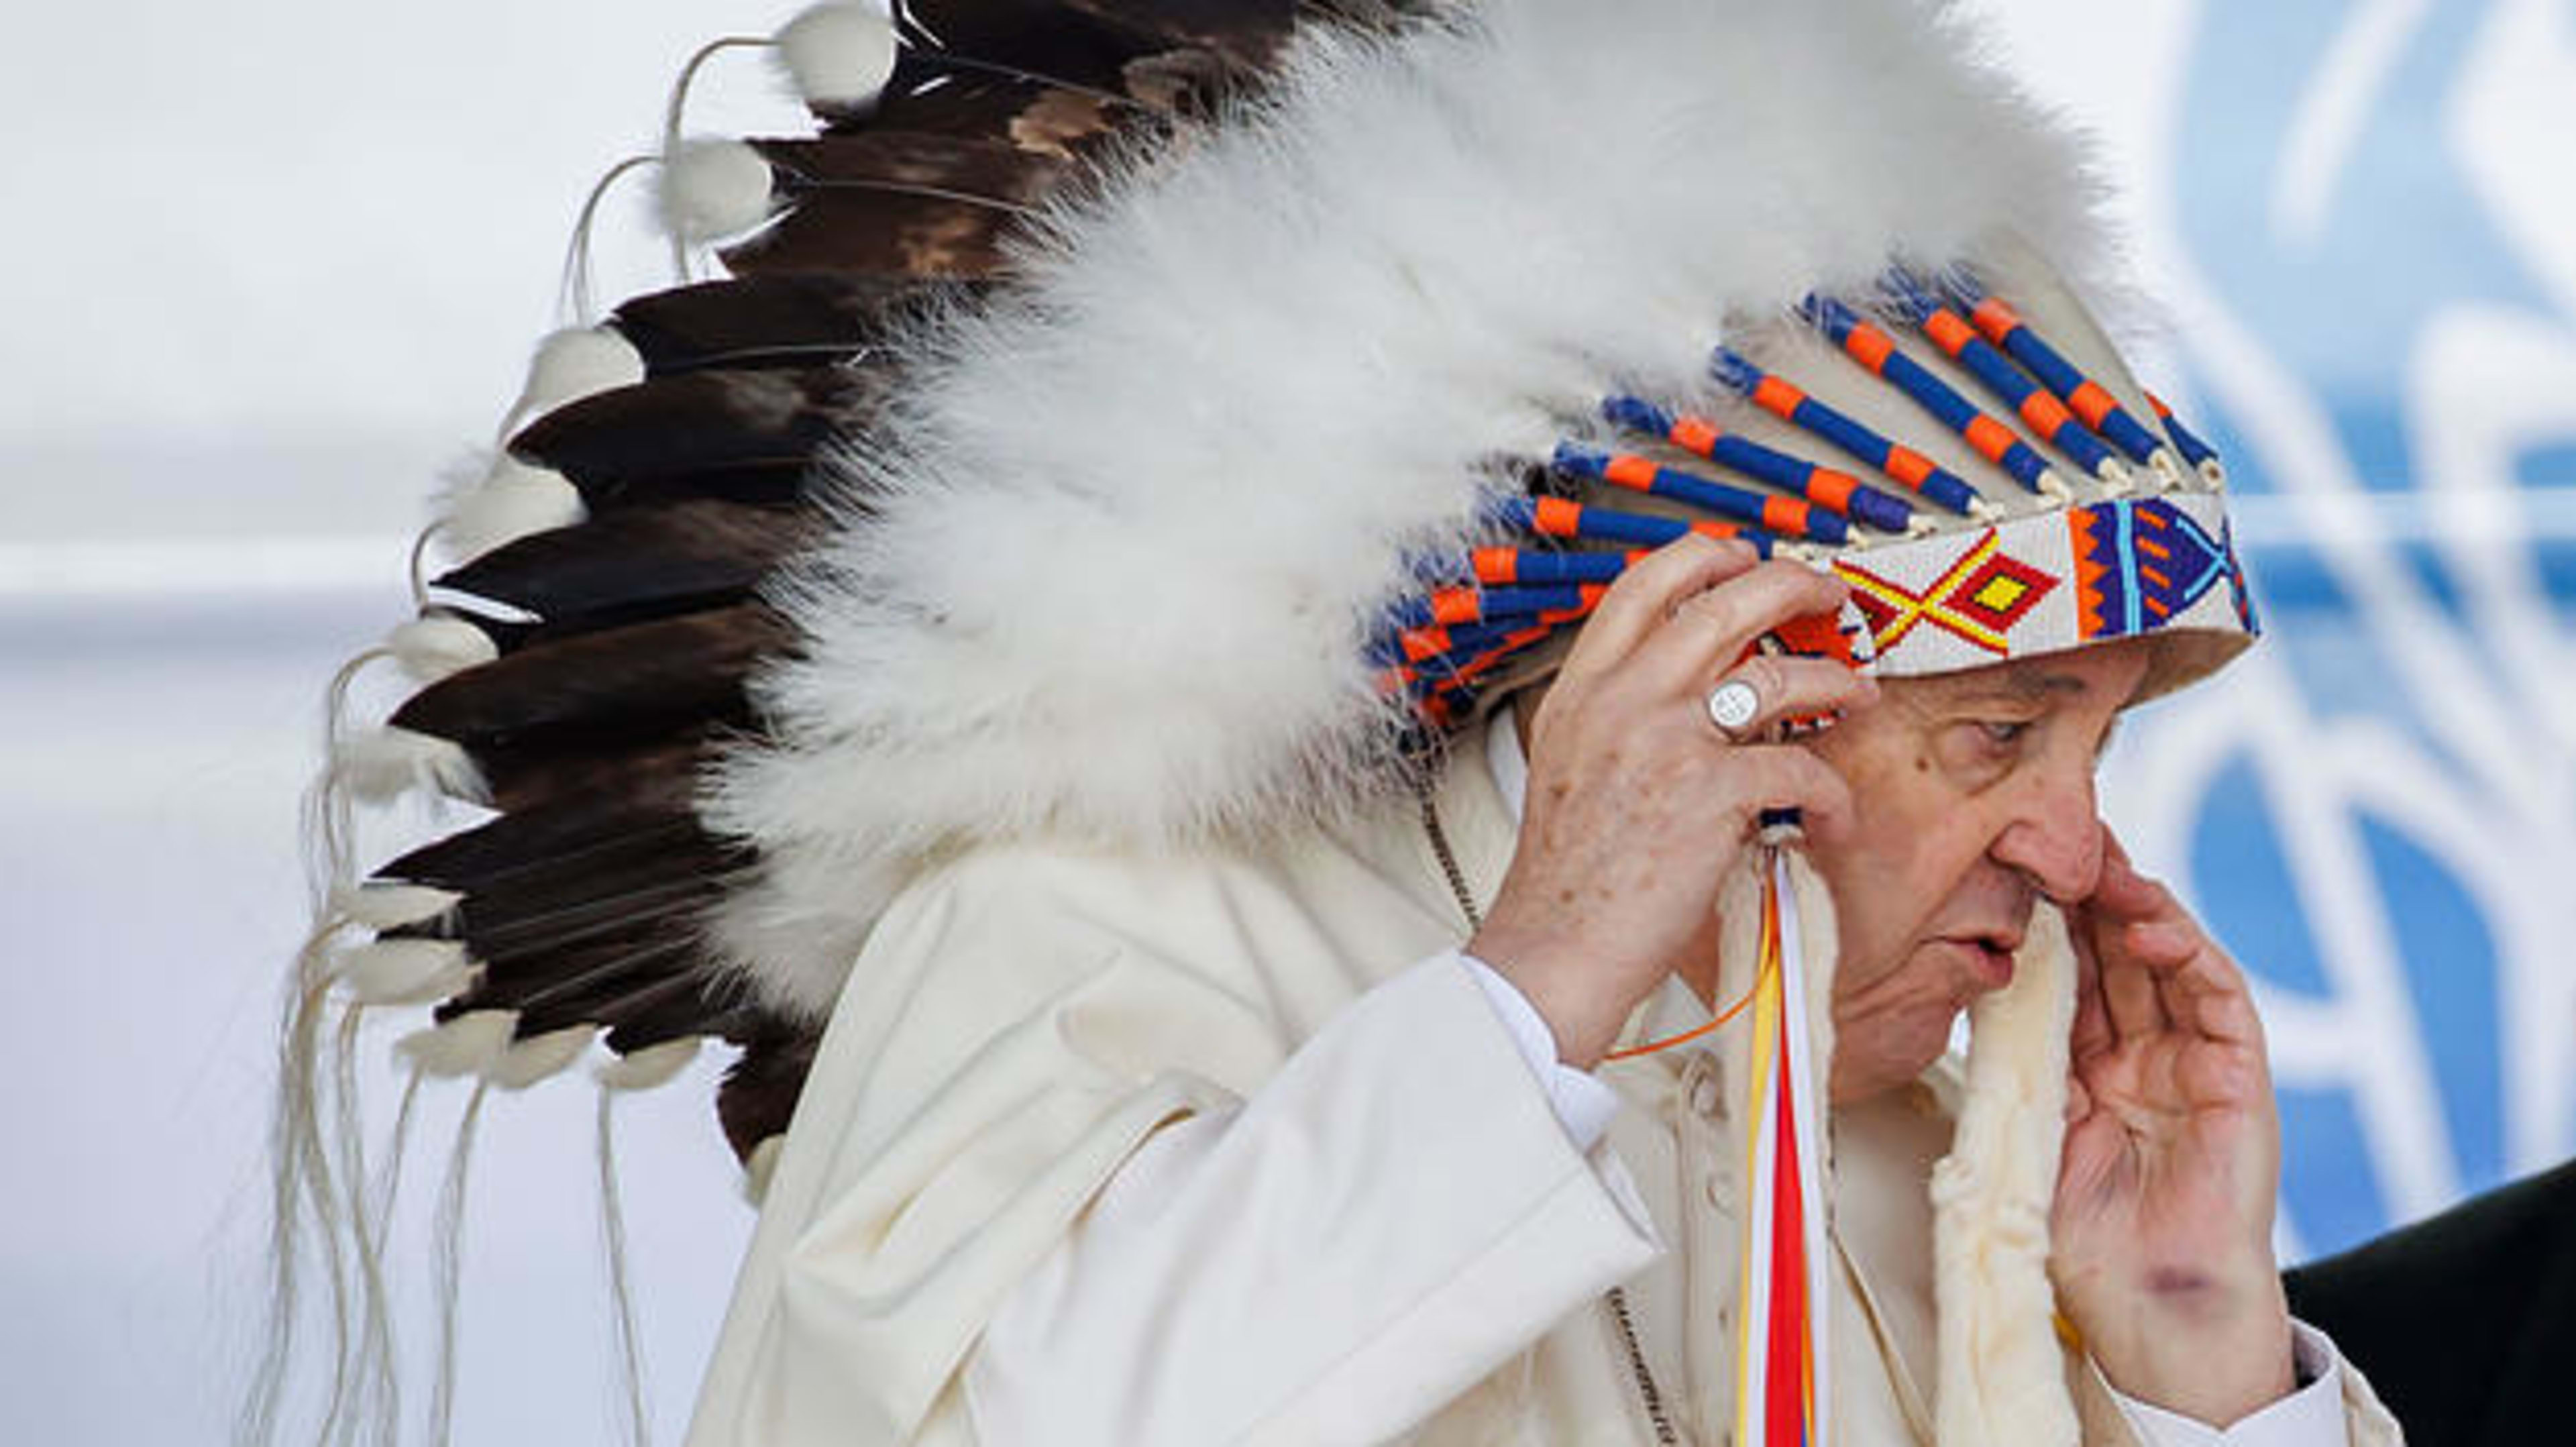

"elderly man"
[651, 0, 2412, 1441]
[276, 0, 2416, 1442]
[688, 527, 2399, 1444]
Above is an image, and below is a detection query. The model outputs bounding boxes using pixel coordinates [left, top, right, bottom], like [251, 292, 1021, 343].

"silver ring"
[1704, 677, 1762, 741]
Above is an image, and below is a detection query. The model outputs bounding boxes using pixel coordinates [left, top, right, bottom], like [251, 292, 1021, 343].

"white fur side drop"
[1931, 904, 2081, 1446]
[775, 5, 898, 107]
[661, 138, 775, 243]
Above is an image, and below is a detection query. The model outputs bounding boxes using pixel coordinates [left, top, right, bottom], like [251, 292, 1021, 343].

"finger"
[2124, 917, 2201, 968]
[1637, 558, 1852, 688]
[2086, 843, 2171, 921]
[1716, 743, 1857, 838]
[1701, 654, 1879, 739]
[1556, 535, 1762, 683]
[2070, 968, 2116, 1067]
[2151, 932, 2266, 1051]
[2099, 930, 2168, 1042]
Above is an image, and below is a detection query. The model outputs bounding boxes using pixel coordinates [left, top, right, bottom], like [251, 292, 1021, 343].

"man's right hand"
[1466, 534, 1874, 1069]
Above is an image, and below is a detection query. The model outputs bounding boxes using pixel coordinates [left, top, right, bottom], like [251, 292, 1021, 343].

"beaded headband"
[1378, 248, 2253, 727]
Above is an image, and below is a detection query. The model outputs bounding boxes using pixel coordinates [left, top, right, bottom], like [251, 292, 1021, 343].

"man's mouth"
[1948, 932, 2021, 989]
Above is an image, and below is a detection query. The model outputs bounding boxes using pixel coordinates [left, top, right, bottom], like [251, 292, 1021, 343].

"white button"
[1688, 1074, 1721, 1118]
[1703, 1173, 1727, 1210]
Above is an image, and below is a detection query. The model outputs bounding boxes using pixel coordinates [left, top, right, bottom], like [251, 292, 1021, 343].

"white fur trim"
[331, 881, 463, 930]
[398, 1009, 519, 1078]
[704, 0, 2103, 1020]
[386, 615, 500, 682]
[333, 726, 487, 805]
[338, 939, 478, 1007]
[661, 138, 775, 243]
[441, 456, 586, 562]
[519, 326, 645, 417]
[1931, 904, 2081, 1446]
[740, 1134, 786, 1206]
[487, 1024, 598, 1091]
[595, 1038, 702, 1092]
[775, 5, 897, 107]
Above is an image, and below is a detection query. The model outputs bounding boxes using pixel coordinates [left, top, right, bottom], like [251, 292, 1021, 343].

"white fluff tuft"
[441, 455, 587, 563]
[661, 138, 776, 244]
[331, 882, 464, 930]
[338, 940, 477, 1007]
[386, 615, 500, 683]
[1931, 904, 2082, 1446]
[487, 1025, 597, 1091]
[702, 0, 2108, 1017]
[519, 326, 645, 417]
[595, 1038, 702, 1093]
[333, 727, 487, 806]
[398, 1010, 519, 1079]
[775, 4, 898, 107]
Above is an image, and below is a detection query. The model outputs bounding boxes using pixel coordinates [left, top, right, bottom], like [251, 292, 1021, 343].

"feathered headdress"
[277, 1, 2255, 1442]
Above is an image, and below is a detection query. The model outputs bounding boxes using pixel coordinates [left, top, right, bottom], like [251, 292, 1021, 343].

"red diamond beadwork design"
[1834, 529, 2060, 656]
[1943, 550, 2055, 635]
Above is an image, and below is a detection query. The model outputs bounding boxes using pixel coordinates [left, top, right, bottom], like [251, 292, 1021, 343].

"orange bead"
[1923, 310, 1977, 358]
[1970, 297, 2021, 345]
[1750, 376, 1805, 419]
[1962, 414, 2015, 464]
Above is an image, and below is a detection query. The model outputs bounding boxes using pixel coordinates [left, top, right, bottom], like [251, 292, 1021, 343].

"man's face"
[1803, 638, 2153, 1102]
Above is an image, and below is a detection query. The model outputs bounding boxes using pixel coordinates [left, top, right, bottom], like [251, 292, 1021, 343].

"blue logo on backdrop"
[2112, 0, 2576, 1257]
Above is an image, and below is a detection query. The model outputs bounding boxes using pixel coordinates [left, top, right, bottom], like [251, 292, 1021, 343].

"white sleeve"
[1458, 952, 1626, 1150]
[2100, 1321, 2353, 1447]
[961, 951, 1660, 1447]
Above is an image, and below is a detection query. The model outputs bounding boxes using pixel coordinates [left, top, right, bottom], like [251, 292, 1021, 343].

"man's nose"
[1989, 758, 2104, 904]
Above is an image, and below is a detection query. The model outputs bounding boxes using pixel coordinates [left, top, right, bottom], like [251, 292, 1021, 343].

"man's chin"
[1829, 1016, 1964, 1104]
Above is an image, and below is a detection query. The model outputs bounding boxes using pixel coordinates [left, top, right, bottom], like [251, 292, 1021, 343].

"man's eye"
[1977, 720, 2032, 749]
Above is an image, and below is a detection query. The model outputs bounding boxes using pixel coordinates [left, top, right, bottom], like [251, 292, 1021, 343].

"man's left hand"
[2049, 830, 2298, 1427]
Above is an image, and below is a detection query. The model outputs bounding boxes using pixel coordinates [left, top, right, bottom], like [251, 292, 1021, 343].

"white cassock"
[685, 718, 2404, 1446]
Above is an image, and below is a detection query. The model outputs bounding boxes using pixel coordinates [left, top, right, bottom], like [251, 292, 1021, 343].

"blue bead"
[1848, 486, 1914, 535]
[1600, 394, 1675, 438]
[1708, 347, 1763, 395]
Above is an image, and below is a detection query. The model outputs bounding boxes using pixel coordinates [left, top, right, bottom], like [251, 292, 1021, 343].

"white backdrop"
[3, 2, 2570, 1443]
